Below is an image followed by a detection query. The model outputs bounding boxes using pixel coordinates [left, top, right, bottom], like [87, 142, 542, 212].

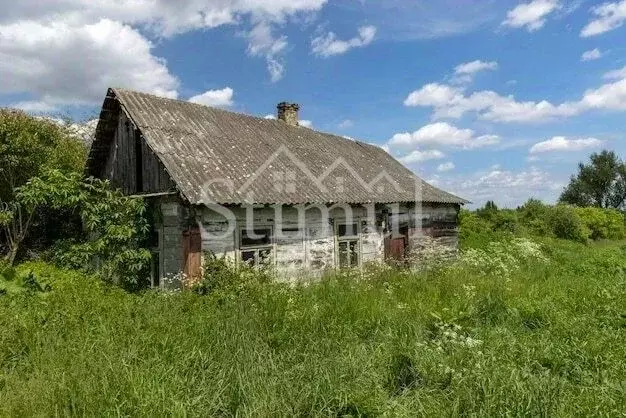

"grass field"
[1, 237, 626, 416]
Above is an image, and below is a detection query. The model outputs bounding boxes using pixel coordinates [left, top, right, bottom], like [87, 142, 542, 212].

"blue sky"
[1, 0, 625, 207]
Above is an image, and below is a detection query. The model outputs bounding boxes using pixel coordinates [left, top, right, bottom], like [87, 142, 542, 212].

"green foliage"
[0, 109, 86, 203]
[191, 252, 270, 297]
[518, 198, 552, 236]
[575, 206, 626, 240]
[458, 210, 496, 248]
[10, 170, 150, 290]
[1, 240, 625, 416]
[461, 198, 625, 245]
[560, 150, 626, 209]
[548, 205, 589, 243]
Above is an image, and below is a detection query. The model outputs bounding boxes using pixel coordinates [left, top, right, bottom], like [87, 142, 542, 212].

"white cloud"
[389, 122, 500, 149]
[581, 0, 626, 37]
[581, 48, 603, 61]
[338, 119, 354, 129]
[0, 0, 329, 37]
[437, 162, 455, 172]
[398, 149, 445, 164]
[312, 25, 377, 57]
[502, 0, 560, 32]
[264, 114, 276, 119]
[502, 0, 560, 31]
[404, 68, 626, 123]
[455, 60, 498, 75]
[432, 166, 563, 207]
[188, 87, 234, 107]
[453, 60, 498, 83]
[604, 65, 626, 80]
[0, 0, 330, 103]
[11, 100, 58, 113]
[247, 22, 288, 82]
[0, 19, 178, 110]
[529, 136, 603, 153]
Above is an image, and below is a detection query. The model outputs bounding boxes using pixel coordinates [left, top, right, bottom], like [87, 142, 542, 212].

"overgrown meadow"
[2, 232, 626, 416]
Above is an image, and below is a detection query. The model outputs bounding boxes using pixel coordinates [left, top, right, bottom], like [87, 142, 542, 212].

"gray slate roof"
[89, 88, 467, 205]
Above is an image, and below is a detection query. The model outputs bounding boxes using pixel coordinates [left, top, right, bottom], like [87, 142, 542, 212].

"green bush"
[575, 207, 626, 240]
[518, 199, 551, 236]
[490, 210, 520, 234]
[549, 205, 589, 243]
[191, 253, 270, 297]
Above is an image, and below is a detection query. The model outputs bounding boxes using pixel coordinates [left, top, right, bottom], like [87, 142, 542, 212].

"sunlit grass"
[1, 238, 625, 416]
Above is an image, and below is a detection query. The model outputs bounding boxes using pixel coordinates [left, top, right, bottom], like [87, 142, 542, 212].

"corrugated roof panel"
[88, 88, 468, 206]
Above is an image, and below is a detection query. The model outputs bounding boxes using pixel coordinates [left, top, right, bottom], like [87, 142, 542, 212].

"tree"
[559, 151, 626, 209]
[0, 109, 86, 203]
[1, 170, 150, 289]
[0, 110, 87, 261]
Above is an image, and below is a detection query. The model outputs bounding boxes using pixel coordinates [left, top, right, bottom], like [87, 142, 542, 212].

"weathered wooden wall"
[101, 111, 175, 195]
[151, 200, 460, 285]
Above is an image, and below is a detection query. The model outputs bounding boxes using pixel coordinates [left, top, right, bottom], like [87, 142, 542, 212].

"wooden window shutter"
[183, 226, 202, 286]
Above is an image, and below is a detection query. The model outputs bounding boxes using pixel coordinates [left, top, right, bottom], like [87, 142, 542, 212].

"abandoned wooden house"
[86, 88, 467, 287]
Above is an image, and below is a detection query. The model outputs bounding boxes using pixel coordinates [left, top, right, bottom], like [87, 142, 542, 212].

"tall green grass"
[1, 239, 626, 416]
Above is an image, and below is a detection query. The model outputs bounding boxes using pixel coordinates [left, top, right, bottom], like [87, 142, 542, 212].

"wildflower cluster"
[458, 238, 549, 279]
[428, 315, 483, 351]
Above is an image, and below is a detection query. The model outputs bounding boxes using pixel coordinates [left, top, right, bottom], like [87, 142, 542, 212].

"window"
[240, 228, 273, 267]
[337, 223, 360, 268]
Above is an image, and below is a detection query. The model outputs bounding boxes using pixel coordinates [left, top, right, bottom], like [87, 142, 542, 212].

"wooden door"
[183, 226, 202, 286]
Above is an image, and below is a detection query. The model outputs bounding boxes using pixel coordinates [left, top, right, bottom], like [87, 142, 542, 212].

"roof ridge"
[111, 87, 379, 149]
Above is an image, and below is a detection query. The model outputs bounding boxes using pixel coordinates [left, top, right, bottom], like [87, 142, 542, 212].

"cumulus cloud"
[188, 87, 234, 107]
[0, 19, 178, 110]
[430, 166, 563, 207]
[398, 149, 445, 164]
[404, 67, 626, 123]
[0, 0, 329, 37]
[529, 136, 603, 153]
[389, 122, 500, 150]
[0, 0, 330, 105]
[581, 48, 603, 61]
[247, 22, 289, 82]
[312, 25, 377, 57]
[437, 162, 455, 172]
[604, 65, 626, 80]
[581, 0, 626, 37]
[452, 60, 498, 83]
[502, 0, 560, 31]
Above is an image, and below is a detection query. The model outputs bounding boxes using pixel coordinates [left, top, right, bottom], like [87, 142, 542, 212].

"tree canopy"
[0, 109, 87, 203]
[559, 150, 626, 210]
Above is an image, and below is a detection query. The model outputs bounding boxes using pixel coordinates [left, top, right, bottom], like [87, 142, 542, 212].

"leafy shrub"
[191, 253, 270, 297]
[518, 198, 552, 236]
[575, 207, 626, 240]
[490, 210, 520, 234]
[549, 205, 589, 243]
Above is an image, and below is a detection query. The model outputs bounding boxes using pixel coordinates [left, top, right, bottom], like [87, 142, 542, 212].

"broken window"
[240, 228, 273, 267]
[337, 223, 360, 268]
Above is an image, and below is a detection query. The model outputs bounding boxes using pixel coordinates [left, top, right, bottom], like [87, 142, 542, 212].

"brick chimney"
[277, 102, 300, 126]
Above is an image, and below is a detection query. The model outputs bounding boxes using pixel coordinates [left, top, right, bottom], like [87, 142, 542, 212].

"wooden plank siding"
[101, 111, 175, 195]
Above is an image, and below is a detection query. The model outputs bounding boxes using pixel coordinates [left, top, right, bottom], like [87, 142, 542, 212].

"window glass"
[338, 223, 358, 237]
[338, 239, 359, 268]
[241, 228, 272, 247]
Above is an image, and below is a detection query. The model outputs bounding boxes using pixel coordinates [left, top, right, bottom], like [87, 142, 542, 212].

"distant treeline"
[461, 199, 626, 245]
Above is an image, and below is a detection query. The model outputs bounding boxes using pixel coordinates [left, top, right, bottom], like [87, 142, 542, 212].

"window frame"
[335, 221, 361, 269]
[238, 226, 275, 268]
